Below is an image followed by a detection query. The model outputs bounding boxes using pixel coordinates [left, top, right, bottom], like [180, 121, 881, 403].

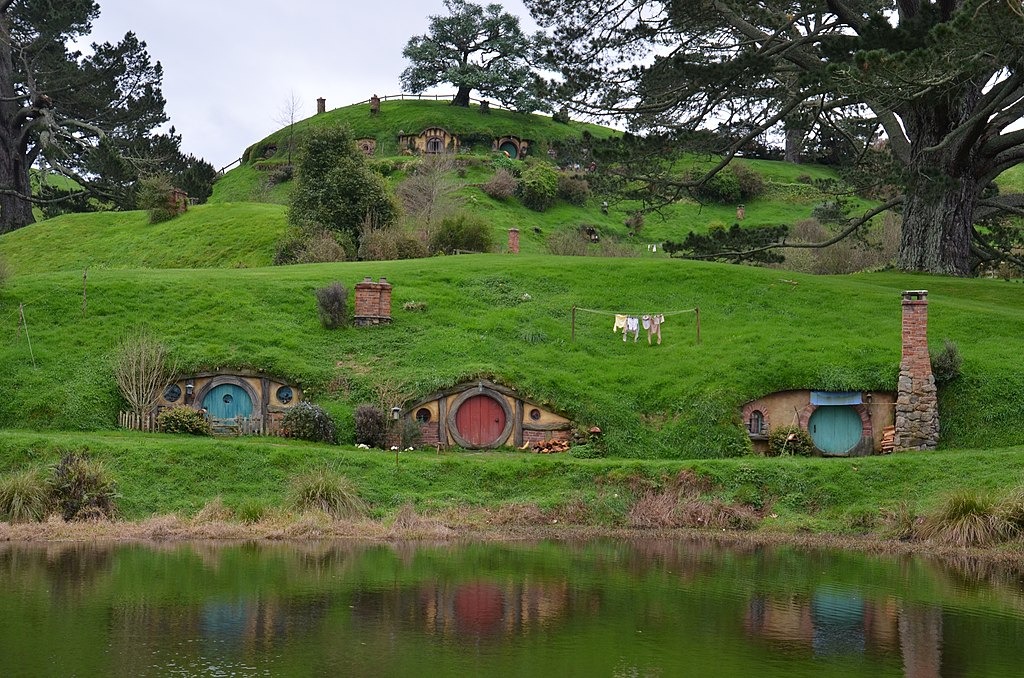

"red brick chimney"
[354, 277, 392, 326]
[895, 290, 938, 450]
[316, 97, 326, 115]
[508, 228, 520, 254]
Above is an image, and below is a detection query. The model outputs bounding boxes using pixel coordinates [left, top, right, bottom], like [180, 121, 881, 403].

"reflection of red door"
[455, 395, 506, 447]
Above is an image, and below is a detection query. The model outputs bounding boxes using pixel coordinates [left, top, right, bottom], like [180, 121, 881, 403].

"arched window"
[748, 410, 765, 435]
[426, 137, 444, 154]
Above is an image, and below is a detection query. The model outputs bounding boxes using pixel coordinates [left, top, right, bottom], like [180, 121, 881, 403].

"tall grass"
[919, 491, 1016, 548]
[287, 466, 367, 519]
[0, 468, 49, 523]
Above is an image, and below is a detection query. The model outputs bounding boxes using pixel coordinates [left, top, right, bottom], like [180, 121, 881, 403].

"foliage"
[491, 154, 522, 177]
[289, 127, 398, 243]
[428, 213, 494, 253]
[286, 466, 367, 518]
[49, 451, 118, 521]
[546, 230, 589, 256]
[730, 164, 766, 201]
[664, 224, 788, 264]
[137, 175, 179, 224]
[688, 166, 741, 205]
[354, 404, 389, 449]
[931, 339, 963, 387]
[918, 491, 1015, 548]
[396, 155, 461, 230]
[782, 216, 900, 275]
[624, 211, 644, 234]
[519, 161, 559, 211]
[315, 282, 349, 329]
[157, 406, 212, 436]
[557, 172, 591, 206]
[767, 426, 815, 457]
[281, 402, 339, 444]
[274, 227, 351, 265]
[401, 0, 544, 110]
[0, 468, 49, 523]
[482, 169, 519, 200]
[357, 227, 428, 261]
[113, 329, 175, 417]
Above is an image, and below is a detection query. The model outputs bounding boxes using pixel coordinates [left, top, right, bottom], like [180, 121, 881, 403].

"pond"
[1, 538, 1022, 676]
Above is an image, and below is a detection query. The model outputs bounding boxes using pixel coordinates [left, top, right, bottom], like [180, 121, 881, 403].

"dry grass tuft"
[389, 503, 454, 539]
[919, 491, 1016, 548]
[193, 496, 234, 523]
[491, 503, 547, 526]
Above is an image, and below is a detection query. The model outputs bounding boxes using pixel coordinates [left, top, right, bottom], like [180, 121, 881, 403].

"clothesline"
[570, 305, 702, 344]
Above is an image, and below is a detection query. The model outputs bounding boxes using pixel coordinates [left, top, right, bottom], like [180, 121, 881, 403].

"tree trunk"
[784, 126, 803, 164]
[897, 172, 977, 276]
[452, 86, 471, 107]
[0, 16, 34, 234]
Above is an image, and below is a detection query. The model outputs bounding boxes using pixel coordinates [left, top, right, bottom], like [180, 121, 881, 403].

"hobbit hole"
[153, 371, 302, 435]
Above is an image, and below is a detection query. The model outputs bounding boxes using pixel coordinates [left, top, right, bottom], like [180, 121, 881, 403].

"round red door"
[454, 394, 507, 447]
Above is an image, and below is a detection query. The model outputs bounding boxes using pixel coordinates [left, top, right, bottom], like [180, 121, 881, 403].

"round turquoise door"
[202, 384, 254, 420]
[808, 406, 862, 456]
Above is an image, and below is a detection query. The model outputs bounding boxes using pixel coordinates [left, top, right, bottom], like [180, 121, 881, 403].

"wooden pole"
[18, 304, 36, 368]
[571, 305, 576, 341]
[695, 307, 702, 345]
[82, 268, 88, 317]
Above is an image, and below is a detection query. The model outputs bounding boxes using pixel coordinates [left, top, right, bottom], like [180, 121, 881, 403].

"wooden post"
[695, 307, 702, 345]
[82, 268, 88, 317]
[571, 305, 576, 341]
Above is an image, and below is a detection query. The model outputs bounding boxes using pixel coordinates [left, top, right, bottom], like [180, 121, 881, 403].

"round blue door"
[202, 384, 254, 420]
[808, 406, 862, 456]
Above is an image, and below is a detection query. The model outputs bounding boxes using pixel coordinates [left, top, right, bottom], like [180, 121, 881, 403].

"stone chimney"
[895, 290, 938, 450]
[316, 97, 326, 115]
[354, 277, 392, 326]
[508, 228, 520, 254]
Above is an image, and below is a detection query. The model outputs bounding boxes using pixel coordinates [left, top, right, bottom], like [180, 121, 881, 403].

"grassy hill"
[1, 254, 1021, 457]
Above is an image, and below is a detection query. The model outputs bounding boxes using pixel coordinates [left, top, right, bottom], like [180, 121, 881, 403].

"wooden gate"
[454, 394, 507, 447]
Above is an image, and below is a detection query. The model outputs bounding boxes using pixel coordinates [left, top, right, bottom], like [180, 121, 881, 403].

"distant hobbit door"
[202, 383, 254, 421]
[499, 141, 519, 159]
[451, 392, 512, 448]
[808, 406, 862, 456]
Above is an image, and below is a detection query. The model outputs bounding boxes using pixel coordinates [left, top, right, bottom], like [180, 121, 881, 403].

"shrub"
[731, 163, 766, 200]
[281, 402, 338, 444]
[49, 451, 118, 521]
[236, 500, 267, 524]
[157, 406, 212, 435]
[274, 227, 353, 265]
[931, 339, 963, 386]
[398, 418, 422, 449]
[482, 169, 519, 200]
[268, 165, 293, 185]
[114, 328, 175, 418]
[395, 234, 428, 259]
[557, 173, 591, 206]
[519, 162, 559, 211]
[546, 230, 590, 256]
[491, 154, 521, 177]
[315, 281, 349, 329]
[811, 200, 846, 224]
[428, 213, 494, 254]
[354, 404, 389, 449]
[138, 174, 180, 224]
[689, 167, 741, 204]
[919, 491, 1013, 547]
[193, 496, 234, 522]
[796, 173, 814, 184]
[767, 426, 815, 457]
[287, 466, 367, 518]
[357, 227, 428, 261]
[625, 211, 644, 234]
[0, 468, 49, 523]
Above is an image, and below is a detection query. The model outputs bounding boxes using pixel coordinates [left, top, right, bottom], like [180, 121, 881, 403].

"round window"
[163, 384, 182, 403]
[416, 408, 431, 423]
[223, 393, 233, 404]
[277, 386, 294, 404]
[529, 408, 541, 421]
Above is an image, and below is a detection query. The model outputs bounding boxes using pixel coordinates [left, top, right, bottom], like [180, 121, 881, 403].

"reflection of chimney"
[316, 97, 326, 115]
[508, 228, 520, 254]
[895, 290, 938, 450]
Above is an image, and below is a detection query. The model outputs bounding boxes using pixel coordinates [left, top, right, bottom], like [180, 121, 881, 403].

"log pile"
[880, 425, 896, 454]
[532, 439, 570, 454]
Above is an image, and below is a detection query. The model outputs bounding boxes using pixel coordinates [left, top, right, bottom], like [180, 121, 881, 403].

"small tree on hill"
[289, 127, 398, 244]
[401, 0, 544, 111]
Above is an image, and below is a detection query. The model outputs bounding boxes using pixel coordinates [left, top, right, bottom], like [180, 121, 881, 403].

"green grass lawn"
[1, 255, 1021, 457]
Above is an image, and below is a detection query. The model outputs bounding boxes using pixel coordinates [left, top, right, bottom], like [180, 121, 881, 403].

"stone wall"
[894, 290, 939, 450]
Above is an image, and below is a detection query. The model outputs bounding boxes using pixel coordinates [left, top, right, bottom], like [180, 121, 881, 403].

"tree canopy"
[526, 0, 1024, 275]
[0, 0, 212, 232]
[401, 0, 543, 111]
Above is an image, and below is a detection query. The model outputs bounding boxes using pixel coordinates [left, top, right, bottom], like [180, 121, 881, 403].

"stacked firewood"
[532, 439, 571, 454]
[880, 425, 896, 454]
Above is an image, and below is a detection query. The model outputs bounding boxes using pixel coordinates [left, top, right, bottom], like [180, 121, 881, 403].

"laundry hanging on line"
[571, 305, 701, 345]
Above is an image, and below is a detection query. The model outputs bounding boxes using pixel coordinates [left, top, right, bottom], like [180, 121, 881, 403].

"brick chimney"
[354, 277, 392, 326]
[316, 97, 326, 115]
[894, 290, 938, 450]
[508, 228, 520, 254]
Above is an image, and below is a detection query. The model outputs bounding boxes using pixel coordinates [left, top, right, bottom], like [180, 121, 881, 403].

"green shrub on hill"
[354, 404, 389, 449]
[315, 282, 349, 329]
[137, 175, 179, 224]
[520, 162, 559, 211]
[281, 403, 339, 444]
[557, 172, 591, 206]
[49, 451, 118, 521]
[428, 213, 494, 253]
[157, 406, 212, 436]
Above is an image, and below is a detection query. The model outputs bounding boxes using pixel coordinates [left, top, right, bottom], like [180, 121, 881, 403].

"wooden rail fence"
[118, 411, 158, 432]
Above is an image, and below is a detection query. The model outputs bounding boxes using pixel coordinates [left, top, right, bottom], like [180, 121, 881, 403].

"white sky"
[90, 1, 539, 170]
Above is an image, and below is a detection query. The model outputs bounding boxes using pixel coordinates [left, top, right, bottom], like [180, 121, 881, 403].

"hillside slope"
[1, 256, 1020, 456]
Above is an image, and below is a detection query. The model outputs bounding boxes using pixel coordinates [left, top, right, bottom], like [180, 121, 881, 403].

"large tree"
[401, 0, 543, 110]
[526, 0, 1024, 275]
[0, 1, 194, 232]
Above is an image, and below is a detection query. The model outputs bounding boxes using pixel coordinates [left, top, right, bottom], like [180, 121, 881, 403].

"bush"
[287, 466, 367, 518]
[281, 402, 338, 444]
[236, 500, 267, 524]
[49, 451, 118, 521]
[557, 173, 591, 206]
[482, 169, 519, 200]
[315, 281, 349, 329]
[491, 154, 521, 177]
[354, 404, 389, 449]
[689, 167, 742, 204]
[157, 406, 212, 435]
[114, 328, 175, 418]
[357, 227, 428, 261]
[625, 211, 644, 234]
[0, 468, 49, 523]
[767, 426, 815, 457]
[931, 339, 963, 386]
[138, 175, 180, 224]
[546, 230, 590, 256]
[919, 491, 1013, 547]
[731, 163, 766, 200]
[519, 162, 559, 211]
[274, 227, 353, 265]
[428, 213, 494, 254]
[811, 200, 846, 224]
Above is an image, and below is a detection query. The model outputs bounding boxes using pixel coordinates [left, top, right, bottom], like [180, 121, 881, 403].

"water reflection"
[0, 539, 1021, 677]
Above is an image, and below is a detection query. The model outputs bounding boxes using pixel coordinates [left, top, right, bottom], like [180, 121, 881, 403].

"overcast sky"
[91, 1, 540, 170]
